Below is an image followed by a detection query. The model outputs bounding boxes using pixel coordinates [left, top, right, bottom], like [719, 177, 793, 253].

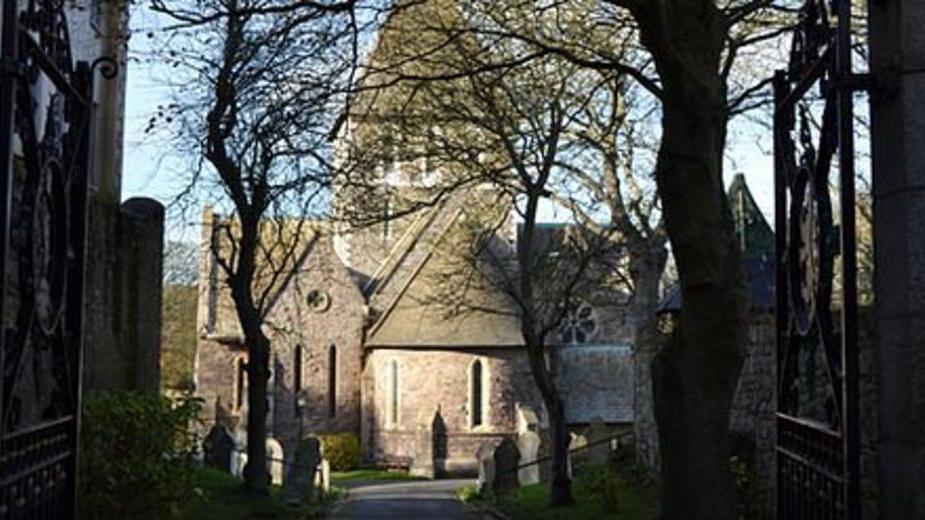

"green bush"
[79, 391, 203, 519]
[318, 432, 361, 471]
[455, 484, 486, 503]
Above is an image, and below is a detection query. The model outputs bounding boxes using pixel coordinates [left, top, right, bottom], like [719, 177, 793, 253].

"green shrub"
[319, 432, 361, 471]
[455, 484, 486, 503]
[79, 391, 203, 519]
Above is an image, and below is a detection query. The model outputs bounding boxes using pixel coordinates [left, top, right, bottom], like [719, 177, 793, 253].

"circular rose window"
[559, 301, 598, 345]
[306, 289, 331, 313]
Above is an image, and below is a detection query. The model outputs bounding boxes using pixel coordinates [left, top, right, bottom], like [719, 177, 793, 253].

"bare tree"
[442, 1, 799, 517]
[147, 0, 367, 494]
[351, 3, 631, 500]
[163, 240, 199, 287]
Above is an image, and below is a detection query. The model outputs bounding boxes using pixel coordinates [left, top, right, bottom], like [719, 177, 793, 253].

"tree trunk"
[628, 5, 748, 518]
[524, 340, 574, 507]
[650, 78, 747, 520]
[242, 322, 271, 495]
[628, 246, 668, 469]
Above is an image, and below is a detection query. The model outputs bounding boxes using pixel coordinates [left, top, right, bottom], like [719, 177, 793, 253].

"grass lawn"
[463, 464, 659, 520]
[182, 467, 329, 519]
[331, 468, 425, 481]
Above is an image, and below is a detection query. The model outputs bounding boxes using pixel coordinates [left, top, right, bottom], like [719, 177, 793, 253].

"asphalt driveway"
[330, 479, 479, 519]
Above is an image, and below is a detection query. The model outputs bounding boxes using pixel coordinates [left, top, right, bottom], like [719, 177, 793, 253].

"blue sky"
[120, 7, 778, 241]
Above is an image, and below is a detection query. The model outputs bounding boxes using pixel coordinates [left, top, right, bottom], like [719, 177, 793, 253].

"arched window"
[294, 345, 303, 393]
[470, 359, 484, 428]
[388, 360, 400, 426]
[328, 345, 337, 418]
[235, 357, 246, 411]
[469, 358, 489, 428]
[293, 345, 302, 417]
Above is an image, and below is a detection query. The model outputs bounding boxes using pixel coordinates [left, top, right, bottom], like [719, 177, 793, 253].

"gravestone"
[410, 407, 438, 478]
[266, 437, 285, 485]
[284, 437, 322, 505]
[203, 424, 235, 472]
[516, 403, 542, 434]
[585, 417, 610, 466]
[517, 430, 542, 485]
[476, 442, 496, 495]
[231, 451, 247, 479]
[492, 438, 520, 496]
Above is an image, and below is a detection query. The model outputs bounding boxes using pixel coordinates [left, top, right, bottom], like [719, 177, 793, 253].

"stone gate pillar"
[868, 1, 925, 517]
[117, 197, 165, 393]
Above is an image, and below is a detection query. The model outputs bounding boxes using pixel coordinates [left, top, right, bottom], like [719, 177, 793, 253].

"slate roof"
[657, 173, 776, 314]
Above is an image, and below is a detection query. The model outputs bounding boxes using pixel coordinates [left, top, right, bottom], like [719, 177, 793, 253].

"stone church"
[195, 192, 636, 475]
[193, 0, 636, 475]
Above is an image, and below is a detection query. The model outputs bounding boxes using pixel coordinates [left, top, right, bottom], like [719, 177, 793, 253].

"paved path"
[330, 479, 479, 519]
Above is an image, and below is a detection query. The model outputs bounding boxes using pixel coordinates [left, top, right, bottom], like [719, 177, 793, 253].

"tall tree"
[148, 0, 364, 493]
[352, 4, 627, 501]
[456, 1, 795, 516]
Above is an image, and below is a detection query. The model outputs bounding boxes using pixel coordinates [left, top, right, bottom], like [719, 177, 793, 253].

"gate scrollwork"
[774, 0, 869, 518]
[0, 0, 114, 517]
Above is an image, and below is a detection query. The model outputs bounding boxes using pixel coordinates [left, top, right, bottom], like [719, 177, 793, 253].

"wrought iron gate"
[0, 0, 96, 517]
[773, 0, 871, 518]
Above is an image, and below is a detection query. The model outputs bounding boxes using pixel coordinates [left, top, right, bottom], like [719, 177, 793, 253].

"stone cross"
[492, 437, 521, 496]
[476, 442, 496, 495]
[203, 424, 235, 473]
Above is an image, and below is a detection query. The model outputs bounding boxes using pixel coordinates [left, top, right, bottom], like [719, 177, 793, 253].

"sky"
[120, 7, 779, 242]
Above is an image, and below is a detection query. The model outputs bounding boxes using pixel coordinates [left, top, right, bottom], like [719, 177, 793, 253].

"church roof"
[365, 204, 525, 348]
[657, 173, 775, 313]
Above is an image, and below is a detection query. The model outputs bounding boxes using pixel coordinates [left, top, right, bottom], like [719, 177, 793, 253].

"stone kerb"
[203, 424, 236, 473]
[492, 438, 521, 497]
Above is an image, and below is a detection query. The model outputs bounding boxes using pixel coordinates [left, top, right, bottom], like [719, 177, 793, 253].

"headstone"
[492, 438, 520, 496]
[266, 437, 285, 485]
[203, 424, 235, 472]
[516, 403, 541, 434]
[321, 459, 331, 495]
[517, 430, 541, 485]
[585, 417, 610, 466]
[410, 407, 437, 478]
[476, 442, 496, 495]
[231, 451, 247, 479]
[284, 437, 322, 505]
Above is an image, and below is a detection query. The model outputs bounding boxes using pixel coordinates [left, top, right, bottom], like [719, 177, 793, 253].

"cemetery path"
[331, 478, 480, 519]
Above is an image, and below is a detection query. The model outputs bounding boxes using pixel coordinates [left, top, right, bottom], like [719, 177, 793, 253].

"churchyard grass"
[183, 467, 332, 519]
[461, 463, 659, 520]
[331, 468, 426, 481]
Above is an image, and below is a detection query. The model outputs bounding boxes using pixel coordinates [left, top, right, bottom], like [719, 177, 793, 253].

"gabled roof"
[365, 202, 524, 348]
[657, 173, 775, 313]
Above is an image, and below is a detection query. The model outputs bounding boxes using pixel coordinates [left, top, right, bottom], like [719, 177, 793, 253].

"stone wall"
[194, 234, 366, 443]
[555, 345, 634, 424]
[727, 314, 776, 508]
[266, 237, 366, 442]
[635, 313, 777, 502]
[362, 347, 545, 475]
[83, 197, 165, 392]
